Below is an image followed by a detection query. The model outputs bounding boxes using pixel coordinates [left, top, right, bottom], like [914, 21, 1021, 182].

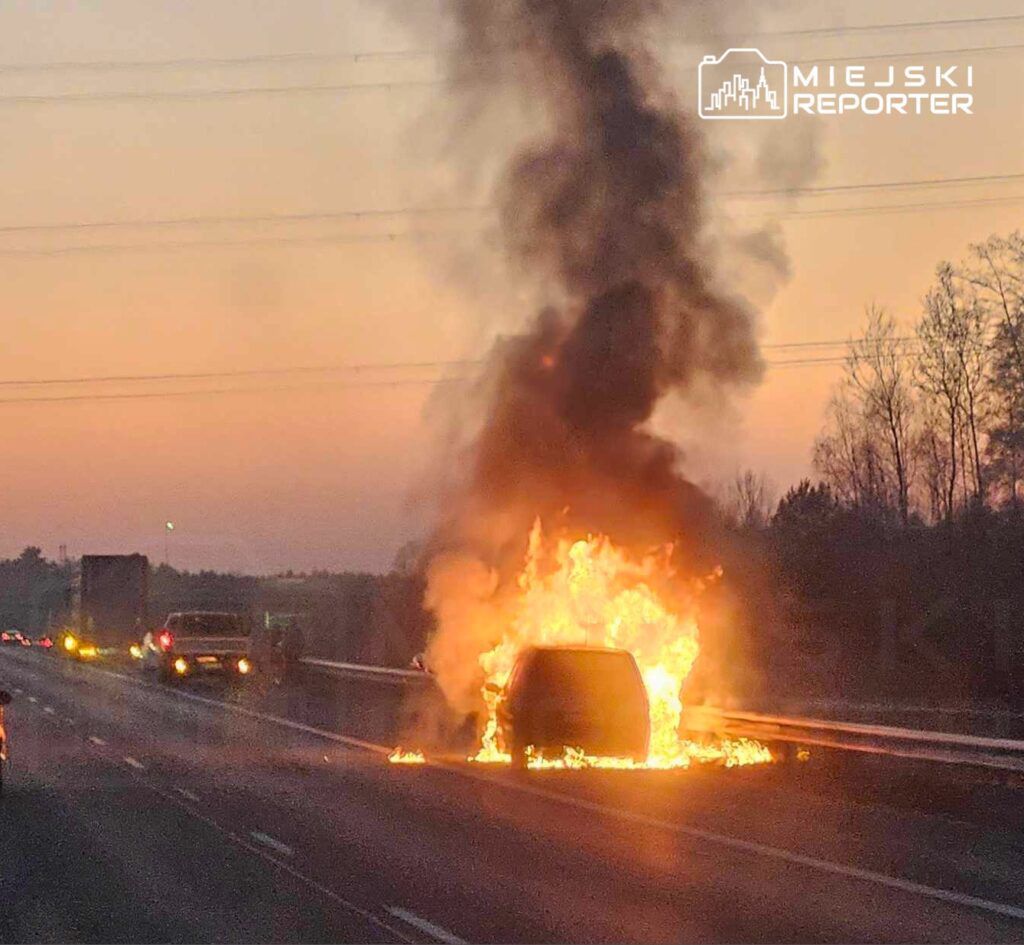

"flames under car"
[493, 645, 650, 769]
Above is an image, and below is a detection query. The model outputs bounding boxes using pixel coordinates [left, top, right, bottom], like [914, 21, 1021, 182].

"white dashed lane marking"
[43, 706, 55, 715]
[174, 787, 200, 803]
[27, 696, 38, 704]
[250, 832, 294, 857]
[123, 756, 146, 770]
[386, 907, 467, 945]
[87, 735, 107, 746]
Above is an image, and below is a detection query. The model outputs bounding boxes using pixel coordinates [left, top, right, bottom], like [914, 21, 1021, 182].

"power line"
[0, 348, 935, 406]
[0, 376, 467, 406]
[2, 191, 1021, 259]
[754, 13, 1024, 40]
[0, 229, 444, 257]
[0, 353, 915, 406]
[764, 338, 916, 351]
[1, 14, 1021, 73]
[788, 41, 1024, 67]
[0, 338, 924, 393]
[0, 78, 441, 107]
[728, 172, 1024, 200]
[766, 193, 1024, 220]
[0, 360, 478, 388]
[0, 206, 484, 236]
[3, 171, 1021, 239]
[0, 49, 441, 74]
[0, 41, 1020, 107]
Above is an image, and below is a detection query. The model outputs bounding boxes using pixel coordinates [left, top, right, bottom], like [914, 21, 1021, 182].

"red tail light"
[158, 630, 174, 651]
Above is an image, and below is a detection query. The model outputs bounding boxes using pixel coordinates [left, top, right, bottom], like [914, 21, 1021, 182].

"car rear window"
[527, 649, 644, 704]
[175, 613, 246, 636]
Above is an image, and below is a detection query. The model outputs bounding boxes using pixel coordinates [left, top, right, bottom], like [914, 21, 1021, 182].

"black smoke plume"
[427, 0, 763, 566]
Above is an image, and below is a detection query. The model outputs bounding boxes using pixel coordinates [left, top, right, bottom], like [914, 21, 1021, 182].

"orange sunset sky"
[1, 0, 1023, 572]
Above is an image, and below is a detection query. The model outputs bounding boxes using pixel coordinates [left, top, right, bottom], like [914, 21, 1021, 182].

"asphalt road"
[2, 648, 1024, 944]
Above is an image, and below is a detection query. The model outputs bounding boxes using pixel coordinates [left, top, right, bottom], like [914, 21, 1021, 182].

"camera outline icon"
[698, 48, 788, 120]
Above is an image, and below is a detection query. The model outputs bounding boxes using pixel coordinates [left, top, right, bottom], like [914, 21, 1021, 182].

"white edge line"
[89, 663, 389, 755]
[49, 654, 1024, 924]
[113, 768, 415, 944]
[386, 906, 467, 945]
[174, 786, 200, 803]
[455, 769, 1024, 924]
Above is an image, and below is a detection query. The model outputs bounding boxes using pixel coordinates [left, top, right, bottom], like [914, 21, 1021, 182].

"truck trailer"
[62, 554, 149, 659]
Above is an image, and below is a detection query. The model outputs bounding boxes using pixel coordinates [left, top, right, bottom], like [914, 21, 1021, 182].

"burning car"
[492, 645, 650, 769]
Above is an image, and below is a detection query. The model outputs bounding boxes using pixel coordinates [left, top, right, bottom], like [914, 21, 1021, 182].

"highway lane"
[3, 648, 1024, 943]
[0, 674, 406, 943]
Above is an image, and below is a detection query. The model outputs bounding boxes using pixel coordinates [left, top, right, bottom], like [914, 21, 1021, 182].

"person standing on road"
[279, 618, 305, 681]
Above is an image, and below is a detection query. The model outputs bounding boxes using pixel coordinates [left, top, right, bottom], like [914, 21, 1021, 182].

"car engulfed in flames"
[391, 520, 772, 771]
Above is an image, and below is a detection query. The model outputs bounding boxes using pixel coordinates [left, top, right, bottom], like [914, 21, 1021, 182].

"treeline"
[0, 547, 73, 633]
[814, 231, 1024, 522]
[715, 230, 1024, 709]
[0, 555, 430, 667]
[715, 479, 1024, 708]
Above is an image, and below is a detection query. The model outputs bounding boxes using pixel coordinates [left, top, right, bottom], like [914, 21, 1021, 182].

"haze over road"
[2, 648, 1023, 944]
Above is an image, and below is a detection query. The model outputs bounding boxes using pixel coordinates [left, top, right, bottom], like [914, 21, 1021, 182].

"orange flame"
[388, 747, 426, 765]
[470, 520, 771, 770]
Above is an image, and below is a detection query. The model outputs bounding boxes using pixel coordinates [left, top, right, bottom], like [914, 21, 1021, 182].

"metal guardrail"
[300, 657, 428, 683]
[683, 706, 1024, 773]
[9, 644, 1024, 772]
[300, 659, 1024, 771]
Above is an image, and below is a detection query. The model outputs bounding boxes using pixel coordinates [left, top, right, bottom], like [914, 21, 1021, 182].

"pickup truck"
[141, 611, 252, 683]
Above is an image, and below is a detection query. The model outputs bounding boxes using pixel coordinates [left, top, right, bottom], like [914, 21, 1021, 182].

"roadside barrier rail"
[682, 705, 1024, 773]
[299, 657, 427, 684]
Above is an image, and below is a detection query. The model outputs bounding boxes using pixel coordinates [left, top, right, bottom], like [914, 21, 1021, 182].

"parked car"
[493, 645, 650, 769]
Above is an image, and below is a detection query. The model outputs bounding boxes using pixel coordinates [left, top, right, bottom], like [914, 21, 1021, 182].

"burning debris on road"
[388, 748, 427, 765]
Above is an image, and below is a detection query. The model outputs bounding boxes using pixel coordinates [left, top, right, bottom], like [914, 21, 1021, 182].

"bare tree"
[813, 387, 889, 511]
[847, 306, 916, 524]
[918, 265, 990, 507]
[721, 469, 776, 530]
[963, 232, 1024, 509]
[916, 266, 975, 518]
[913, 408, 951, 522]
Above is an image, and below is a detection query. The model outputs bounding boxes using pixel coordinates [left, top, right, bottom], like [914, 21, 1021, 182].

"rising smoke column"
[417, 1, 765, 712]
[436, 1, 762, 550]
